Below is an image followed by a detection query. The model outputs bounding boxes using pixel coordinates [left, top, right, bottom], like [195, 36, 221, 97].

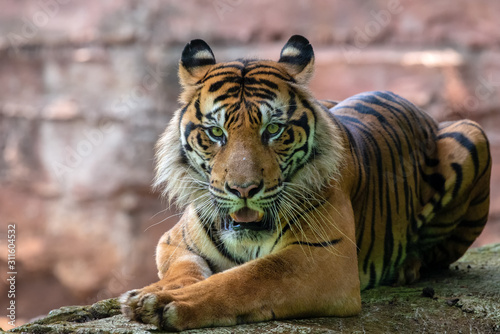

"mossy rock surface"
[9, 244, 500, 334]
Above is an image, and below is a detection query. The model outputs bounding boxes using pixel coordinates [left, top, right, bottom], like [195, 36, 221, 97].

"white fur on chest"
[221, 231, 277, 262]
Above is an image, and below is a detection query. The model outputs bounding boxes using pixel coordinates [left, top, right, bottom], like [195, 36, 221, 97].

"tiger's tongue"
[230, 207, 263, 223]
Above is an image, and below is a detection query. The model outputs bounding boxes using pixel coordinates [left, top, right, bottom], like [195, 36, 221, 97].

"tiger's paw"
[120, 285, 228, 331]
[396, 257, 422, 285]
[120, 288, 184, 331]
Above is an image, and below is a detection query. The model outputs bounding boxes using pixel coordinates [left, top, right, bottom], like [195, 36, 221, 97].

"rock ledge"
[8, 244, 500, 334]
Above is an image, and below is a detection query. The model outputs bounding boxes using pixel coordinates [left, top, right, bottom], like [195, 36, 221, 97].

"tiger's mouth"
[223, 207, 273, 232]
[230, 207, 264, 223]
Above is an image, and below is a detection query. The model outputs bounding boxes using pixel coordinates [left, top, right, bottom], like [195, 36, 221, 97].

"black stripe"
[244, 86, 278, 99]
[291, 238, 342, 248]
[438, 132, 479, 177]
[213, 93, 234, 104]
[375, 92, 420, 138]
[180, 146, 189, 164]
[182, 224, 199, 255]
[449, 234, 474, 246]
[256, 78, 279, 90]
[394, 243, 404, 272]
[270, 223, 291, 252]
[419, 168, 445, 193]
[270, 198, 326, 253]
[205, 104, 227, 121]
[201, 68, 243, 83]
[424, 155, 440, 167]
[184, 121, 199, 143]
[424, 219, 459, 229]
[209, 76, 242, 93]
[336, 118, 364, 197]
[408, 192, 419, 234]
[199, 214, 244, 265]
[286, 89, 297, 118]
[363, 184, 377, 274]
[382, 189, 394, 282]
[195, 132, 209, 151]
[226, 84, 243, 96]
[470, 191, 489, 206]
[300, 98, 315, 117]
[255, 100, 274, 112]
[459, 216, 488, 228]
[464, 121, 491, 182]
[282, 128, 295, 145]
[179, 104, 189, 120]
[428, 196, 442, 212]
[288, 111, 310, 134]
[209, 186, 225, 194]
[450, 163, 463, 198]
[246, 70, 294, 83]
[199, 254, 217, 274]
[208, 80, 225, 92]
[182, 57, 215, 69]
[365, 263, 377, 290]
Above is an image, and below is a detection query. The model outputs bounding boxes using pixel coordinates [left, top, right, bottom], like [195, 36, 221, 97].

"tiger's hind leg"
[418, 120, 491, 271]
[421, 189, 490, 270]
[396, 200, 488, 286]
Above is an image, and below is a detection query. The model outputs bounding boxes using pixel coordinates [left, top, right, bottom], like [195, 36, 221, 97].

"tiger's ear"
[278, 35, 315, 85]
[179, 39, 216, 87]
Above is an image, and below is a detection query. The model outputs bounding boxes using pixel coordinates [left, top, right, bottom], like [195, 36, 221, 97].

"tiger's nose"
[226, 181, 263, 199]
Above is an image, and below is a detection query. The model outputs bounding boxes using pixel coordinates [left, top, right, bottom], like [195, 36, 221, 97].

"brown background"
[0, 0, 499, 327]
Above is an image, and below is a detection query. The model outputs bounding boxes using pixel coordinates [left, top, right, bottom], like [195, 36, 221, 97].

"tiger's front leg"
[121, 246, 360, 331]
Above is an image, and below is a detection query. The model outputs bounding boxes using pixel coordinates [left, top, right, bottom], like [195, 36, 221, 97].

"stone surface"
[0, 0, 499, 326]
[7, 244, 500, 334]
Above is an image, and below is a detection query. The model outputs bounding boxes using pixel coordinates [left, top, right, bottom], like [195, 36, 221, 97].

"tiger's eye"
[266, 123, 281, 135]
[211, 127, 224, 137]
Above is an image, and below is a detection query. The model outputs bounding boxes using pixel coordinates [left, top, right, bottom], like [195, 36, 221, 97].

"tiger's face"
[155, 36, 343, 242]
[180, 61, 317, 236]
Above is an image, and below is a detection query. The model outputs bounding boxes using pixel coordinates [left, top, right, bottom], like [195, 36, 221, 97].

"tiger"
[120, 35, 491, 331]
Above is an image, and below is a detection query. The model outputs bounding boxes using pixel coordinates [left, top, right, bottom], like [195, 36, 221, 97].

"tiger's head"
[155, 35, 344, 241]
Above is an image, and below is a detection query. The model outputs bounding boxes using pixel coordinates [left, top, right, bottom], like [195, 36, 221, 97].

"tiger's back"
[331, 91, 491, 289]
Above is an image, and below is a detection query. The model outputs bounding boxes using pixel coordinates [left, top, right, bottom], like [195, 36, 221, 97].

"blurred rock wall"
[0, 0, 499, 323]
